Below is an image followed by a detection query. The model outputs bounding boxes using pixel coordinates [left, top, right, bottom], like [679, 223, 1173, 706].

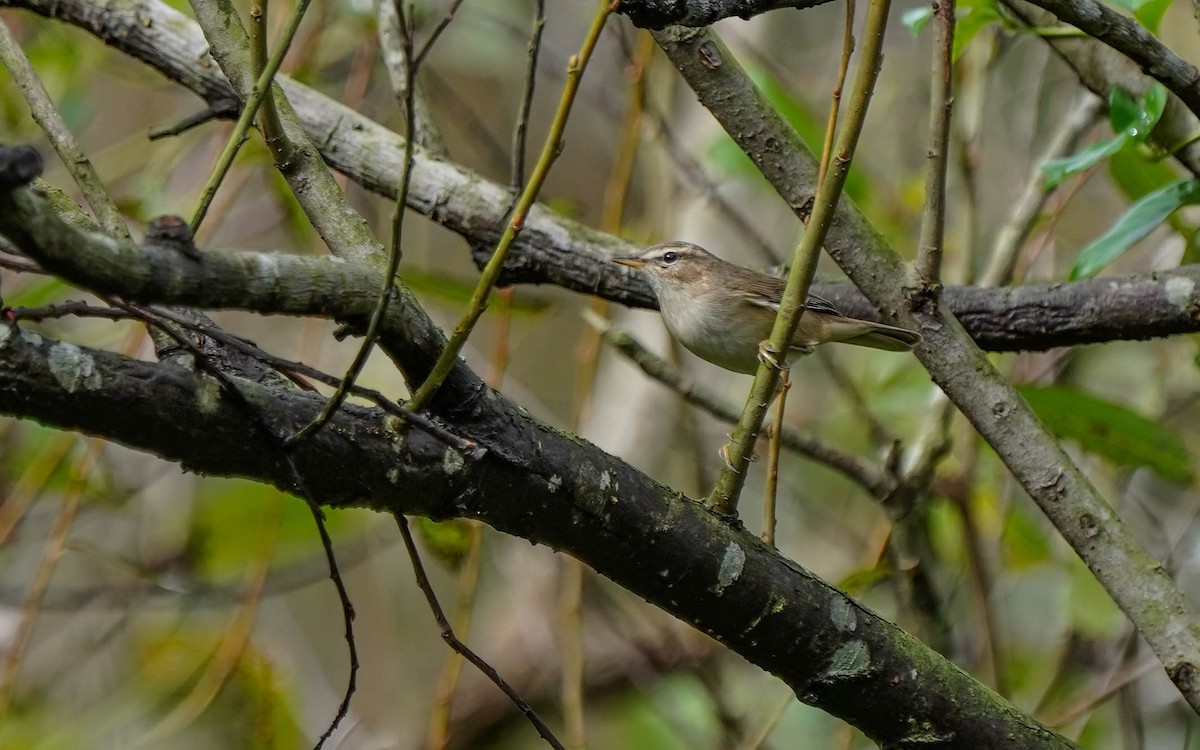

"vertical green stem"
[706, 0, 895, 516]
[407, 0, 613, 411]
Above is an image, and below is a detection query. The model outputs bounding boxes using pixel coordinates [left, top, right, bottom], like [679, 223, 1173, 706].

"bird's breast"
[657, 291, 770, 375]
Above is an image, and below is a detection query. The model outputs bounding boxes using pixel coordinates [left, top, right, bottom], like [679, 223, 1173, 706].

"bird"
[611, 241, 920, 375]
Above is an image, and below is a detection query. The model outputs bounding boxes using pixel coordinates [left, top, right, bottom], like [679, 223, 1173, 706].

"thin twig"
[249, 0, 295, 166]
[395, 515, 566, 750]
[424, 275, 517, 749]
[761, 376, 789, 547]
[560, 558, 588, 750]
[980, 92, 1102, 286]
[734, 685, 793, 750]
[189, 0, 314, 230]
[0, 255, 42, 275]
[127, 306, 480, 454]
[707, 0, 895, 516]
[0, 439, 103, 716]
[816, 0, 856, 189]
[111, 303, 359, 749]
[407, 0, 615, 410]
[588, 315, 895, 498]
[136, 498, 284, 746]
[913, 0, 956, 286]
[378, 0, 449, 156]
[423, 522, 485, 750]
[287, 5, 420, 445]
[412, 0, 468, 69]
[0, 19, 129, 241]
[510, 0, 546, 190]
[816, 351, 893, 446]
[944, 447, 1009, 695]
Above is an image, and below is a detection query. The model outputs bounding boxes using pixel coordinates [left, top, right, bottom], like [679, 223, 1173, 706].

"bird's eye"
[662, 251, 679, 264]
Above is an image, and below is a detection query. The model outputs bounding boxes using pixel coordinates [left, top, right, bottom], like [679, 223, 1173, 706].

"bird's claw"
[757, 341, 793, 372]
[719, 442, 759, 470]
[718, 443, 740, 473]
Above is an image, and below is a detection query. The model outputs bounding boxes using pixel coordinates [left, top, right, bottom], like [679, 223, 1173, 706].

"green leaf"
[1183, 228, 1200, 265]
[1108, 148, 1194, 236]
[902, 6, 933, 35]
[405, 268, 551, 315]
[1109, 0, 1175, 32]
[953, 4, 1002, 59]
[413, 517, 476, 569]
[7, 277, 71, 308]
[1070, 178, 1200, 279]
[1019, 385, 1194, 484]
[1107, 87, 1141, 132]
[1108, 83, 1166, 141]
[1134, 0, 1173, 33]
[1108, 147, 1180, 200]
[1138, 83, 1168, 135]
[1041, 136, 1128, 190]
[901, 0, 1000, 58]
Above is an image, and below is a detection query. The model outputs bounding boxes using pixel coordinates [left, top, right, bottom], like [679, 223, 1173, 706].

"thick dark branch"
[615, 0, 833, 29]
[825, 268, 1200, 352]
[2, 0, 1194, 352]
[0, 328, 1073, 749]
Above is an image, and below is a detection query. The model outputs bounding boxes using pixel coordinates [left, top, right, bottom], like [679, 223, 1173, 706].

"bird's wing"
[733, 275, 845, 317]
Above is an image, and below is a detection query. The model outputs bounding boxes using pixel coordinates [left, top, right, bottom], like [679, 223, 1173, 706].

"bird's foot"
[757, 340, 795, 371]
[718, 443, 740, 473]
[719, 440, 759, 471]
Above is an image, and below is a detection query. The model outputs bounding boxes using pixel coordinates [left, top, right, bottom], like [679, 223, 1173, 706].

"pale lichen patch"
[381, 414, 406, 453]
[195, 373, 222, 414]
[830, 596, 857, 633]
[0, 324, 12, 348]
[713, 542, 745, 595]
[443, 446, 465, 474]
[21, 330, 44, 347]
[825, 640, 871, 679]
[387, 466, 401, 484]
[48, 342, 101, 392]
[547, 474, 562, 493]
[1165, 275, 1196, 309]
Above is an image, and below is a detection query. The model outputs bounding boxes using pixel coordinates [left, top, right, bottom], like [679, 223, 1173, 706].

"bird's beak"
[611, 255, 646, 268]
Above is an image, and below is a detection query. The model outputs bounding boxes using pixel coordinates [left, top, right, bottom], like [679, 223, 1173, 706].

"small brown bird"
[612, 241, 920, 374]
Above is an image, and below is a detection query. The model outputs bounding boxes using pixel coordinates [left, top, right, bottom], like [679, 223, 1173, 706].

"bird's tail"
[827, 319, 922, 352]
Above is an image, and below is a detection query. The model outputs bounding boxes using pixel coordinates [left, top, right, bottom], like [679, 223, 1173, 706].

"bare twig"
[707, 0, 894, 516]
[913, 0, 956, 286]
[979, 92, 1103, 286]
[0, 439, 103, 716]
[286, 3, 419, 445]
[188, 0, 313, 230]
[510, 0, 546, 190]
[249, 0, 295, 166]
[377, 0, 449, 156]
[588, 315, 895, 498]
[0, 19, 129, 240]
[816, 0, 855, 188]
[413, 0, 468, 69]
[395, 515, 566, 750]
[408, 0, 615, 410]
[761, 376, 789, 546]
[111, 303, 359, 749]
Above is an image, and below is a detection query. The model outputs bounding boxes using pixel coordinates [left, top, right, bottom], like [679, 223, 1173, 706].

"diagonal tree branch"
[652, 22, 1200, 714]
[0, 318, 1076, 749]
[1019, 0, 1200, 118]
